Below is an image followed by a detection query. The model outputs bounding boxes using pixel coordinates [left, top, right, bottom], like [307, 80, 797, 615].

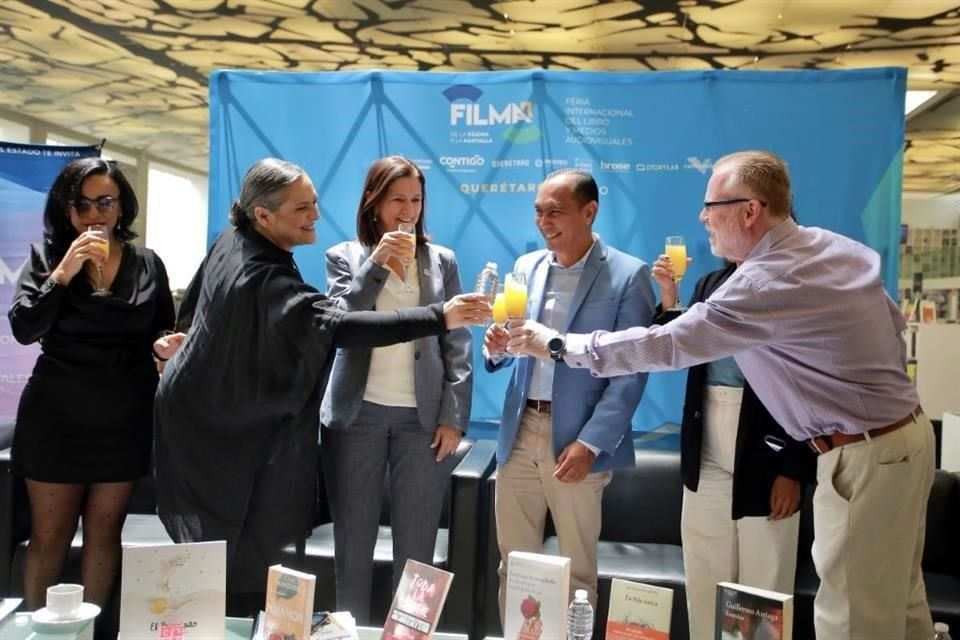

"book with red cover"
[380, 560, 453, 640]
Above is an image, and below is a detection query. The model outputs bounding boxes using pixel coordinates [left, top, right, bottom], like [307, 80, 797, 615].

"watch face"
[548, 336, 564, 356]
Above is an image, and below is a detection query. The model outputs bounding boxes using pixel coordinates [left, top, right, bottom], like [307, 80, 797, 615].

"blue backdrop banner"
[208, 68, 906, 429]
[0, 142, 101, 421]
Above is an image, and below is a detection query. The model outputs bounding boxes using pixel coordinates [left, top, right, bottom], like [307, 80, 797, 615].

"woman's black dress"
[9, 242, 175, 483]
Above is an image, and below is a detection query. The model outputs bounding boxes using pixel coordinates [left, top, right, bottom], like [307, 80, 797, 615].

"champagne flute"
[397, 222, 416, 293]
[492, 285, 508, 326]
[88, 224, 112, 297]
[504, 272, 528, 357]
[490, 285, 508, 357]
[665, 235, 687, 311]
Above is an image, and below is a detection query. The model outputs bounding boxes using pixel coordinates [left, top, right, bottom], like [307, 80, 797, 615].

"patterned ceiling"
[1, 0, 959, 191]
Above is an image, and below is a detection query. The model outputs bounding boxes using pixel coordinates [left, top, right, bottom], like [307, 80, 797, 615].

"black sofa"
[480, 447, 689, 640]
[480, 446, 960, 640]
[280, 437, 496, 637]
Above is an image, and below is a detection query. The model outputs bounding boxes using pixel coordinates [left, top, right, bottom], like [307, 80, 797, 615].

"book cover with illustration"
[119, 540, 226, 640]
[263, 565, 317, 640]
[605, 579, 673, 640]
[715, 582, 793, 640]
[380, 559, 453, 640]
[503, 551, 571, 640]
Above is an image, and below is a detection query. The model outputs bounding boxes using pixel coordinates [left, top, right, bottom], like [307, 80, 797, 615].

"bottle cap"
[574, 589, 588, 600]
[935, 622, 950, 632]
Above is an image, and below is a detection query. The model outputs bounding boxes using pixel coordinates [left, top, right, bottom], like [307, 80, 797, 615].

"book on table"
[605, 578, 673, 640]
[715, 581, 793, 640]
[380, 559, 453, 640]
[503, 551, 571, 640]
[261, 564, 317, 640]
[118, 540, 226, 640]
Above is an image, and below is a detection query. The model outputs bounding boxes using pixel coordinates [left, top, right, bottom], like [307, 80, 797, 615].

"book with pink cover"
[503, 551, 571, 640]
[380, 559, 453, 640]
[606, 579, 673, 640]
[263, 565, 316, 640]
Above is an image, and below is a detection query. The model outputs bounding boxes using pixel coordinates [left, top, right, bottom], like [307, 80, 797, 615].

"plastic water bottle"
[934, 622, 953, 640]
[475, 261, 499, 300]
[566, 589, 593, 640]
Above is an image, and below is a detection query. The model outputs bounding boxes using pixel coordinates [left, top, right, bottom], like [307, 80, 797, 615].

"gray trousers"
[321, 401, 456, 624]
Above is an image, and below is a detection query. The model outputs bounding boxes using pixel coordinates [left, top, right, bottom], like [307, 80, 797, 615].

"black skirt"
[12, 347, 158, 483]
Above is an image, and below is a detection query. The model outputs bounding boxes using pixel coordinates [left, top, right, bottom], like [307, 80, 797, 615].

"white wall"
[145, 165, 208, 291]
[903, 192, 960, 229]
[0, 118, 30, 143]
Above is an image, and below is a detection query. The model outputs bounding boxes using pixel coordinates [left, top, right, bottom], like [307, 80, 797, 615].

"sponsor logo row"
[431, 156, 714, 174]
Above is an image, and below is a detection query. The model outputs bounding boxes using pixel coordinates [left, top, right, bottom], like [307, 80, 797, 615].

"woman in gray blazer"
[320, 156, 472, 622]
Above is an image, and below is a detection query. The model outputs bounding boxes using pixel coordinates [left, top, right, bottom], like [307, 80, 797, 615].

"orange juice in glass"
[88, 224, 112, 297]
[492, 287, 508, 325]
[665, 236, 687, 311]
[504, 272, 527, 320]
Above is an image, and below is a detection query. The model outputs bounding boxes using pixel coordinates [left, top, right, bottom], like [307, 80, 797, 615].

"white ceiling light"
[905, 90, 938, 115]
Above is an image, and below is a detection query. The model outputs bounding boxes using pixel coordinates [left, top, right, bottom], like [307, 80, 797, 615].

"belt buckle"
[530, 399, 549, 413]
[808, 437, 829, 455]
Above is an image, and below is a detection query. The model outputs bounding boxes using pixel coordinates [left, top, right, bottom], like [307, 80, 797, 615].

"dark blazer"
[653, 262, 815, 519]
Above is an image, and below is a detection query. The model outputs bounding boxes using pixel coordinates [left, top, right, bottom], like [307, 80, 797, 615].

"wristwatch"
[547, 334, 566, 362]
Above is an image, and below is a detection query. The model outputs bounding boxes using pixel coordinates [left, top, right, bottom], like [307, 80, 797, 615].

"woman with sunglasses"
[8, 157, 175, 612]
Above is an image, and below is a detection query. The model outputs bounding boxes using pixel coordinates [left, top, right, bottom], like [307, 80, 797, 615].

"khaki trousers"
[495, 407, 611, 623]
[812, 415, 935, 640]
[682, 386, 800, 640]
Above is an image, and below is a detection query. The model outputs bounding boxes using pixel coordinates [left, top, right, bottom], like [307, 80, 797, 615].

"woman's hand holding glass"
[442, 293, 491, 329]
[50, 228, 109, 287]
[370, 230, 417, 268]
[651, 254, 688, 311]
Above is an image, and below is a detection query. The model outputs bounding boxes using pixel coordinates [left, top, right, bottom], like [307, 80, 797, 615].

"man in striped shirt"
[509, 150, 935, 640]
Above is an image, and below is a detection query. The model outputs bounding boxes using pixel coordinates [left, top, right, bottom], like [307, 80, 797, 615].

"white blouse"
[363, 259, 419, 407]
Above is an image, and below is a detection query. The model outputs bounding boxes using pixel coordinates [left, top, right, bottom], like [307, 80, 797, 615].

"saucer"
[32, 601, 101, 627]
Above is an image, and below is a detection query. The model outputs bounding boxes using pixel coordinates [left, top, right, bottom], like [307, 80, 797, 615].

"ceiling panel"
[0, 0, 957, 190]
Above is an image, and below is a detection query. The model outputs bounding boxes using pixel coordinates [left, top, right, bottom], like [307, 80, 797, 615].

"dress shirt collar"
[745, 216, 798, 262]
[548, 233, 598, 271]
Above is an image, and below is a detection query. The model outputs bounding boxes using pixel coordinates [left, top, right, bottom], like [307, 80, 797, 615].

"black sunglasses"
[72, 195, 119, 214]
[703, 197, 767, 209]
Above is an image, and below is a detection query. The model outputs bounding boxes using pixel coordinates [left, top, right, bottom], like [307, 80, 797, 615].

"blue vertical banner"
[208, 68, 906, 429]
[0, 142, 101, 421]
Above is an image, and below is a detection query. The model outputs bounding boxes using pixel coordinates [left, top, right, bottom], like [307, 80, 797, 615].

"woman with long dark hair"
[9, 157, 174, 610]
[320, 156, 472, 622]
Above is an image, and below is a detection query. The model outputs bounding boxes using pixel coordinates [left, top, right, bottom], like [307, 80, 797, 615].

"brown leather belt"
[807, 406, 923, 455]
[526, 399, 552, 413]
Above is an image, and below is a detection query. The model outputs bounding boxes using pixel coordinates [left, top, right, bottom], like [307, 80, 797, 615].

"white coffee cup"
[46, 583, 84, 619]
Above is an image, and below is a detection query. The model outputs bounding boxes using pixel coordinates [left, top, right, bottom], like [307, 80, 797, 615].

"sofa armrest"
[0, 447, 28, 594]
[442, 439, 496, 636]
[481, 470, 502, 639]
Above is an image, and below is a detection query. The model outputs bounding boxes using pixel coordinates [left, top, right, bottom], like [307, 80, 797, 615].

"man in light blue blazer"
[484, 169, 655, 617]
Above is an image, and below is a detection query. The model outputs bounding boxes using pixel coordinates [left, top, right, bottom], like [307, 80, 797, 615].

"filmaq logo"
[443, 84, 540, 144]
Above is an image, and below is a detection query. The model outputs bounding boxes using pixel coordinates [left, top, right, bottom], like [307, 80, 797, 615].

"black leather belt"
[807, 406, 923, 455]
[526, 399, 552, 413]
